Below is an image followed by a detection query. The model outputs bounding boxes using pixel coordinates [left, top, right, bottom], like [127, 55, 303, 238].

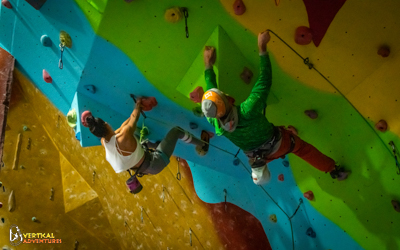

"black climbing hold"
[84, 85, 96, 94]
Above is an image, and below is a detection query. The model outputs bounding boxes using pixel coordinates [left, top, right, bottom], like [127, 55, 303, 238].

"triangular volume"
[60, 153, 98, 213]
[177, 26, 257, 104]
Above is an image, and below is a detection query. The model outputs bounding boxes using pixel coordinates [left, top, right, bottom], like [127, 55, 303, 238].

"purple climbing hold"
[305, 110, 318, 119]
[84, 85, 96, 94]
[282, 160, 289, 167]
[295, 26, 313, 45]
[1, 0, 12, 9]
[306, 227, 316, 238]
[42, 69, 52, 83]
[189, 122, 198, 129]
[392, 200, 400, 213]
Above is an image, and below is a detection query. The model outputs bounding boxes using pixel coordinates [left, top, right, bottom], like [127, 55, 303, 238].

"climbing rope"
[267, 29, 397, 173]
[145, 115, 302, 250]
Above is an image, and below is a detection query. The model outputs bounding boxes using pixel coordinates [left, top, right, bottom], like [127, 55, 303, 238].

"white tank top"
[104, 134, 145, 173]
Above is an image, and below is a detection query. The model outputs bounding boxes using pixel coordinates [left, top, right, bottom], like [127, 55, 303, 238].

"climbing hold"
[67, 109, 77, 128]
[0, 181, 2, 187]
[304, 191, 314, 201]
[240, 67, 253, 84]
[233, 0, 246, 15]
[25, 0, 47, 10]
[190, 86, 204, 103]
[75, 132, 81, 141]
[282, 160, 289, 167]
[269, 214, 277, 223]
[295, 26, 313, 45]
[141, 97, 158, 111]
[278, 174, 284, 181]
[42, 69, 52, 83]
[0, 202, 2, 208]
[84, 85, 96, 94]
[192, 106, 204, 117]
[304, 110, 318, 119]
[23, 126, 28, 131]
[8, 190, 15, 212]
[59, 31, 72, 48]
[207, 131, 214, 138]
[375, 119, 388, 132]
[50, 188, 54, 200]
[40, 35, 52, 47]
[233, 157, 240, 166]
[287, 125, 298, 136]
[189, 122, 198, 129]
[1, 218, 4, 223]
[81, 111, 92, 127]
[1, 0, 12, 9]
[392, 200, 400, 212]
[306, 227, 316, 238]
[32, 217, 37, 222]
[275, 0, 280, 6]
[19, 165, 25, 169]
[164, 7, 183, 23]
[378, 45, 390, 58]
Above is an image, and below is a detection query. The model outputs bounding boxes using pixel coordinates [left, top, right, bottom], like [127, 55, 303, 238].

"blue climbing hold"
[282, 160, 289, 167]
[233, 158, 240, 166]
[189, 122, 198, 129]
[75, 132, 81, 141]
[40, 35, 52, 47]
[84, 85, 96, 94]
[306, 227, 316, 238]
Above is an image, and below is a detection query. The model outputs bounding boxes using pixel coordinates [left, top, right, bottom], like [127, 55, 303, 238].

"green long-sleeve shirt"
[204, 54, 275, 152]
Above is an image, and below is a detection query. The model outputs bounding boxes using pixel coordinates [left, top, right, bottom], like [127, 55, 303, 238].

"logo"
[10, 225, 23, 246]
[204, 91, 213, 99]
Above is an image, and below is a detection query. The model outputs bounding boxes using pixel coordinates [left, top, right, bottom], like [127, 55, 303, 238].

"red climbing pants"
[266, 127, 336, 173]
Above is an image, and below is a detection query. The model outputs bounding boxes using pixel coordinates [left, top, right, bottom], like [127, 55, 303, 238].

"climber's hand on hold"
[204, 46, 216, 69]
[258, 30, 271, 53]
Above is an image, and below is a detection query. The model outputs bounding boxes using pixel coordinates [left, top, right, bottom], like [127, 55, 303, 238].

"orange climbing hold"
[278, 174, 284, 181]
[190, 86, 204, 103]
[233, 0, 246, 15]
[303, 191, 314, 201]
[42, 69, 52, 83]
[375, 119, 388, 132]
[304, 110, 318, 119]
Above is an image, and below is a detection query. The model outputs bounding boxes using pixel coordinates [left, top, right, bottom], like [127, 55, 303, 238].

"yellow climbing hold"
[165, 7, 183, 23]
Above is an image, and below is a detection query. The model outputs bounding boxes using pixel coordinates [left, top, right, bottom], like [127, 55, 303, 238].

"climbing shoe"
[330, 165, 350, 181]
[196, 130, 210, 156]
[251, 165, 271, 185]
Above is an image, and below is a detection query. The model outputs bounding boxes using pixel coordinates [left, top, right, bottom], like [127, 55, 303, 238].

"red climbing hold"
[42, 69, 52, 83]
[278, 174, 284, 181]
[378, 45, 390, 58]
[295, 26, 313, 45]
[305, 110, 318, 119]
[141, 97, 158, 111]
[392, 200, 400, 213]
[287, 125, 298, 136]
[1, 0, 12, 9]
[375, 119, 388, 132]
[207, 131, 215, 139]
[81, 111, 92, 127]
[190, 86, 204, 103]
[233, 0, 246, 15]
[304, 191, 314, 200]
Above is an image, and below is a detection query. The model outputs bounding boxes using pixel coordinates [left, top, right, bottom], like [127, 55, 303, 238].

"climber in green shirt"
[201, 30, 350, 185]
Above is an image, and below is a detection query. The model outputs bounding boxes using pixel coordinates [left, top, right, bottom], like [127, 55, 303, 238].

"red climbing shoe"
[196, 130, 210, 156]
[330, 165, 350, 181]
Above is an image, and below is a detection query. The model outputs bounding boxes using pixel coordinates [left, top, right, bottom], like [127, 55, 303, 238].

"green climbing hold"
[67, 109, 77, 128]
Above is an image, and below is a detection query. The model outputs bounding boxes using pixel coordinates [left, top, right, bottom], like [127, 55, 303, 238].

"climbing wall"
[1, 0, 400, 249]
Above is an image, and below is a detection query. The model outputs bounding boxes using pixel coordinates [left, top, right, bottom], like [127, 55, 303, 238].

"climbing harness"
[389, 141, 400, 175]
[176, 157, 181, 180]
[58, 43, 64, 69]
[183, 8, 189, 38]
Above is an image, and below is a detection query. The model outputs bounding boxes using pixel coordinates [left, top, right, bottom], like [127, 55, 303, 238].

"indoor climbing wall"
[0, 0, 400, 249]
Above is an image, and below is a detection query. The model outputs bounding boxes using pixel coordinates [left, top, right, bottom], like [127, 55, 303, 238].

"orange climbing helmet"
[201, 88, 229, 118]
